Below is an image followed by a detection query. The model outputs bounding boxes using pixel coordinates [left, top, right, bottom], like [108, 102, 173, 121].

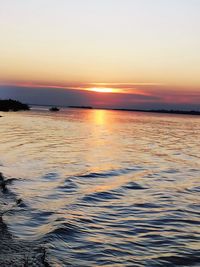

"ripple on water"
[122, 181, 148, 190]
[1, 110, 200, 267]
[82, 191, 122, 203]
[45, 222, 81, 240]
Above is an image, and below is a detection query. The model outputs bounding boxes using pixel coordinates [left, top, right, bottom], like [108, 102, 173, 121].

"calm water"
[0, 108, 200, 266]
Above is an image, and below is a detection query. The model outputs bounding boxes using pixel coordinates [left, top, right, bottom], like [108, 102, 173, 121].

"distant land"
[30, 104, 200, 115]
[111, 108, 200, 116]
[68, 105, 93, 109]
[67, 106, 200, 116]
[1, 100, 199, 116]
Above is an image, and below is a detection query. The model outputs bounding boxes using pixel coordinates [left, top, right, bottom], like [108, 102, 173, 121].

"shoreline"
[31, 104, 200, 116]
[0, 173, 50, 267]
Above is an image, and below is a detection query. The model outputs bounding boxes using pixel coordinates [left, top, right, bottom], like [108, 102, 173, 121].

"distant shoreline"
[68, 105, 93, 109]
[1, 99, 199, 116]
[110, 108, 200, 116]
[29, 104, 200, 116]
[67, 106, 200, 116]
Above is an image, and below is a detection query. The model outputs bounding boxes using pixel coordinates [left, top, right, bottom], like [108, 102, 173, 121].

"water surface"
[0, 108, 200, 266]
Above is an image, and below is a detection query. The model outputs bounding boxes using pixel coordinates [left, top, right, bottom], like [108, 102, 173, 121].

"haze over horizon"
[0, 0, 200, 110]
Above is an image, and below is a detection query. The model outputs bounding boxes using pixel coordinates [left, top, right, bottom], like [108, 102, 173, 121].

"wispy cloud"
[0, 81, 199, 110]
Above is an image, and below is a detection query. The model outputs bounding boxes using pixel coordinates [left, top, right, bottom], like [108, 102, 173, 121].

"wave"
[155, 253, 200, 266]
[82, 191, 122, 203]
[75, 166, 143, 179]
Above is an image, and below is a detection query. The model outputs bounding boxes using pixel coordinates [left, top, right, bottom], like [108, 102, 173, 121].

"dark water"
[0, 108, 200, 266]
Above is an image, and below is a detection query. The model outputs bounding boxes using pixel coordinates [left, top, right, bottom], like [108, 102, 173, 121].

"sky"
[0, 0, 200, 110]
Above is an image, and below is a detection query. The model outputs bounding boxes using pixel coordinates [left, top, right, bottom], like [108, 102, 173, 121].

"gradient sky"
[0, 0, 200, 109]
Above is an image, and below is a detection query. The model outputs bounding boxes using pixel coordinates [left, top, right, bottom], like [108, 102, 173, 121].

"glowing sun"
[88, 87, 116, 93]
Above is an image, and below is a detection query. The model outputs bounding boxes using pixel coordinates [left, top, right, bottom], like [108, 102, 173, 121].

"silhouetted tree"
[0, 99, 30, 111]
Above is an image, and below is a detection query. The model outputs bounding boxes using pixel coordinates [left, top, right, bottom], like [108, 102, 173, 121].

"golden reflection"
[92, 109, 107, 125]
[82, 109, 121, 174]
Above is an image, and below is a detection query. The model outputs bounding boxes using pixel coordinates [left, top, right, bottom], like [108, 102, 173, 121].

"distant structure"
[0, 99, 30, 111]
[49, 106, 60, 112]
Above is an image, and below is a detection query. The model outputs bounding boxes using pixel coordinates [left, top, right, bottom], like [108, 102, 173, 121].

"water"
[0, 108, 200, 266]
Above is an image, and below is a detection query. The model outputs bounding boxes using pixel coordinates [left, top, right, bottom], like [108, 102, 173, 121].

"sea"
[0, 107, 200, 266]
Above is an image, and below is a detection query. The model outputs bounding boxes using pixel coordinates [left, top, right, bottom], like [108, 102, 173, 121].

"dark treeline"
[68, 106, 200, 115]
[0, 99, 30, 111]
[112, 108, 200, 116]
[68, 105, 93, 109]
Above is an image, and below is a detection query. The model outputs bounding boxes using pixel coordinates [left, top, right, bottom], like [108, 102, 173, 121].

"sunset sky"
[0, 0, 200, 109]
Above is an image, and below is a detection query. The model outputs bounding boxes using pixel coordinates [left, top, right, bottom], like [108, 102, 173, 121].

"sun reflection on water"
[0, 109, 200, 267]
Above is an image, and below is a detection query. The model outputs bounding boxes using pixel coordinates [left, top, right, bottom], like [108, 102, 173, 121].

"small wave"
[42, 172, 59, 181]
[82, 191, 121, 203]
[149, 217, 200, 227]
[156, 253, 200, 266]
[4, 177, 20, 185]
[162, 168, 179, 174]
[134, 202, 162, 209]
[76, 217, 94, 224]
[46, 222, 81, 240]
[187, 186, 200, 193]
[123, 181, 147, 190]
[76, 166, 143, 179]
[57, 178, 78, 193]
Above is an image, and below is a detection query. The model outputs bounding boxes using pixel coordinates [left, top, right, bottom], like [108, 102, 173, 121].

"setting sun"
[0, 1, 200, 266]
[88, 87, 118, 93]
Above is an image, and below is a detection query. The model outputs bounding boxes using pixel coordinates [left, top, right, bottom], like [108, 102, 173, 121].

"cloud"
[0, 83, 199, 110]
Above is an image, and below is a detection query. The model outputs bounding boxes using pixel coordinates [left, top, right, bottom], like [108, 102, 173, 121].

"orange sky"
[0, 0, 200, 109]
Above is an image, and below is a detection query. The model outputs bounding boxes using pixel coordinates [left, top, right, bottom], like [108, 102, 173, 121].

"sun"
[88, 87, 116, 93]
